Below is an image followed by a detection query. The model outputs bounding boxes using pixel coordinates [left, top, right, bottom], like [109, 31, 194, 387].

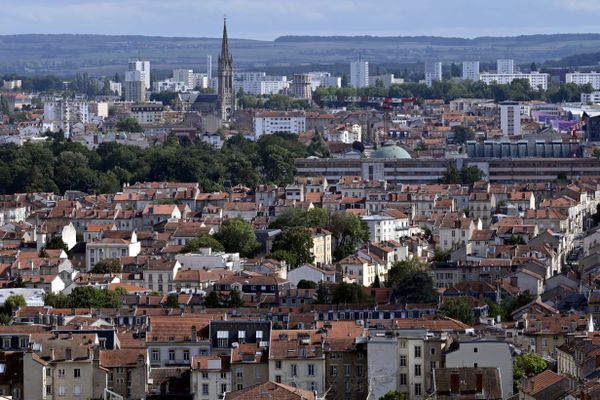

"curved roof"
[371, 144, 411, 159]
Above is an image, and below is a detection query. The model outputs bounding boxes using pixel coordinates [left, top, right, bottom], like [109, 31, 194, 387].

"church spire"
[220, 17, 232, 65]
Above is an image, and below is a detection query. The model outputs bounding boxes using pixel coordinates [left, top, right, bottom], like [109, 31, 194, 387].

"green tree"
[460, 166, 485, 185]
[213, 218, 260, 257]
[439, 165, 461, 184]
[44, 292, 72, 308]
[269, 208, 328, 230]
[332, 283, 373, 304]
[164, 293, 180, 308]
[68, 286, 121, 308]
[505, 235, 526, 245]
[451, 125, 475, 144]
[372, 274, 382, 288]
[116, 117, 143, 133]
[440, 297, 474, 324]
[297, 279, 317, 289]
[204, 291, 222, 308]
[268, 249, 297, 269]
[227, 289, 244, 307]
[181, 235, 225, 253]
[513, 353, 547, 390]
[91, 258, 122, 274]
[593, 148, 600, 160]
[387, 258, 427, 287]
[432, 248, 451, 262]
[3, 294, 26, 314]
[330, 212, 370, 260]
[388, 260, 437, 304]
[271, 227, 314, 269]
[379, 391, 407, 400]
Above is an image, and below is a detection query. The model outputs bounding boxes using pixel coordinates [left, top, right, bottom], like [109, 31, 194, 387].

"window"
[236, 368, 243, 378]
[431, 361, 437, 371]
[291, 364, 297, 376]
[2, 338, 9, 349]
[73, 369, 81, 378]
[474, 347, 478, 353]
[237, 384, 243, 390]
[307, 364, 315, 376]
[183, 350, 190, 361]
[344, 364, 351, 377]
[414, 364, 421, 377]
[399, 355, 406, 367]
[330, 365, 337, 376]
[220, 372, 227, 379]
[220, 384, 227, 394]
[169, 350, 175, 361]
[275, 375, 282, 384]
[202, 384, 209, 395]
[217, 331, 229, 348]
[400, 374, 407, 385]
[414, 346, 422, 358]
[151, 350, 159, 361]
[415, 383, 422, 396]
[357, 365, 364, 377]
[19, 338, 28, 348]
[58, 385, 65, 397]
[73, 385, 81, 396]
[202, 372, 209, 379]
[58, 369, 65, 378]
[46, 385, 52, 395]
[275, 360, 282, 369]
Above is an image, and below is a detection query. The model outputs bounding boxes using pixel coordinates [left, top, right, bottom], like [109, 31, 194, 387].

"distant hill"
[2, 33, 600, 76]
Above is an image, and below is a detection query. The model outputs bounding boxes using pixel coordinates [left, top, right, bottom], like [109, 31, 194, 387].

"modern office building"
[496, 59, 515, 74]
[128, 60, 151, 90]
[462, 61, 480, 81]
[350, 60, 369, 88]
[425, 62, 442, 87]
[500, 101, 521, 136]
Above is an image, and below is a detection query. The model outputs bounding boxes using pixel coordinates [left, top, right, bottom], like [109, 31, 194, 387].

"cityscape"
[5, 2, 600, 400]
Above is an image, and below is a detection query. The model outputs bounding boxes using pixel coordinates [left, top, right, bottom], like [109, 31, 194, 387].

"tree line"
[315, 79, 595, 104]
[0, 132, 312, 195]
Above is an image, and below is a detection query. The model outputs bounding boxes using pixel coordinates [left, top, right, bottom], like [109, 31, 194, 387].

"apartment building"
[253, 111, 306, 138]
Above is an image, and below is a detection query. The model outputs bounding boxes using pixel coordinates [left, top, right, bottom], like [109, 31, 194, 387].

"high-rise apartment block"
[425, 62, 442, 87]
[500, 101, 521, 136]
[172, 69, 194, 89]
[124, 71, 147, 102]
[350, 60, 369, 88]
[496, 59, 515, 74]
[462, 61, 480, 81]
[128, 60, 151, 90]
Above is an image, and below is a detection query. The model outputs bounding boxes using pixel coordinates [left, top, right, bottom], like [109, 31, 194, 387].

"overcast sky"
[3, 0, 600, 40]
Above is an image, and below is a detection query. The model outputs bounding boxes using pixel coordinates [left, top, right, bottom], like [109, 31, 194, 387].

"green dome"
[371, 144, 412, 159]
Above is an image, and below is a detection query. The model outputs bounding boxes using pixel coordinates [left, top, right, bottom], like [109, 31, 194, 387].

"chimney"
[88, 347, 93, 360]
[191, 325, 197, 342]
[450, 373, 460, 393]
[476, 372, 483, 392]
[50, 348, 55, 361]
[65, 347, 72, 360]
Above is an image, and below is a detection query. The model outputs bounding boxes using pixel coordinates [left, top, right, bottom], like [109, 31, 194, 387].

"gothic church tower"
[218, 18, 235, 122]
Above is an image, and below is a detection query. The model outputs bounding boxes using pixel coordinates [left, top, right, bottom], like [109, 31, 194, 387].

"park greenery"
[269, 208, 370, 261]
[513, 352, 547, 391]
[44, 286, 122, 309]
[0, 294, 26, 323]
[387, 258, 438, 304]
[0, 132, 311, 195]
